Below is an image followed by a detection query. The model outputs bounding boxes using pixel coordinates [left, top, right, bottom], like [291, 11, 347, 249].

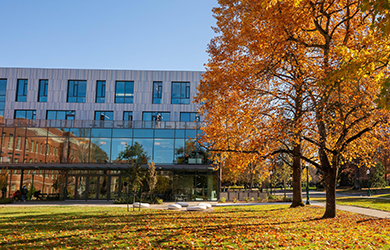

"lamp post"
[269, 170, 273, 195]
[306, 165, 310, 205]
[30, 171, 35, 200]
[367, 169, 371, 197]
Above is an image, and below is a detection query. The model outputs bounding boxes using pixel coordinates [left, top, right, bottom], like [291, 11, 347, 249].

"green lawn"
[313, 197, 390, 212]
[0, 205, 389, 249]
[375, 193, 390, 199]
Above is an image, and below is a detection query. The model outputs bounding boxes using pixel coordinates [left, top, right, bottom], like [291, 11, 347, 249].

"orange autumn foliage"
[196, 0, 390, 218]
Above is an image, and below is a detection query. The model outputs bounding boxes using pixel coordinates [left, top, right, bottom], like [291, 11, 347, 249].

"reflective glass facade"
[115, 81, 134, 103]
[180, 112, 200, 122]
[95, 111, 113, 121]
[0, 122, 208, 165]
[47, 110, 75, 120]
[123, 111, 132, 121]
[152, 81, 162, 104]
[15, 110, 36, 120]
[172, 82, 190, 104]
[16, 79, 28, 102]
[95, 80, 105, 103]
[0, 121, 216, 201]
[0, 79, 6, 117]
[67, 80, 87, 103]
[38, 79, 48, 102]
[0, 67, 213, 201]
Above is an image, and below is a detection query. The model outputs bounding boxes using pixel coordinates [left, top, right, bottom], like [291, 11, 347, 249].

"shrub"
[232, 197, 237, 203]
[268, 194, 276, 200]
[113, 197, 132, 204]
[283, 196, 292, 202]
[220, 197, 226, 203]
[244, 197, 250, 203]
[0, 198, 14, 204]
[156, 198, 163, 204]
[250, 197, 255, 202]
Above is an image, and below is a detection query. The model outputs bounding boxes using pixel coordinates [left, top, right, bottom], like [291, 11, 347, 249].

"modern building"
[0, 67, 217, 201]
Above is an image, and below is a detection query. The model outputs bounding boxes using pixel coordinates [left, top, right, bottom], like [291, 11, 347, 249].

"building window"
[153, 81, 162, 104]
[8, 134, 13, 149]
[25, 139, 29, 151]
[38, 79, 48, 102]
[67, 80, 86, 103]
[123, 111, 133, 121]
[16, 137, 21, 150]
[16, 79, 28, 102]
[180, 112, 200, 122]
[142, 112, 170, 121]
[115, 81, 134, 103]
[96, 81, 106, 103]
[31, 140, 34, 152]
[171, 82, 190, 104]
[0, 79, 7, 117]
[15, 110, 36, 120]
[95, 111, 113, 121]
[47, 110, 75, 120]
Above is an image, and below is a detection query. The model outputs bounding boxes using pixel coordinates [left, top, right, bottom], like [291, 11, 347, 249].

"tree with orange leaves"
[196, 0, 390, 218]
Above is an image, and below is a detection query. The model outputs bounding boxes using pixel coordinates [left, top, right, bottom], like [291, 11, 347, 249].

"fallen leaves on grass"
[0, 205, 389, 249]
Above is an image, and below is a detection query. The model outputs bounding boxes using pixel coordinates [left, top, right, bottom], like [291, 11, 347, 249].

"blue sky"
[0, 1, 218, 71]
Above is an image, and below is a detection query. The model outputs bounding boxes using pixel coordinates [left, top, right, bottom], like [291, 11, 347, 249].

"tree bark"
[322, 163, 338, 218]
[290, 145, 304, 207]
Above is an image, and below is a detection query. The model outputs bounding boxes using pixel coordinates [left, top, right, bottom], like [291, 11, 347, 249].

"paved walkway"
[310, 201, 390, 219]
[2, 199, 390, 219]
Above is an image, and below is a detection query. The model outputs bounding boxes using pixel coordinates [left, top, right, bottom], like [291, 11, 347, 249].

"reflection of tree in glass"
[118, 142, 149, 164]
[175, 139, 208, 164]
[118, 142, 150, 194]
[90, 140, 109, 163]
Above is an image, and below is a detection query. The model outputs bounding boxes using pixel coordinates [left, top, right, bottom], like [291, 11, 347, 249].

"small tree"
[371, 162, 387, 188]
[118, 142, 149, 211]
[0, 168, 8, 198]
[146, 162, 158, 199]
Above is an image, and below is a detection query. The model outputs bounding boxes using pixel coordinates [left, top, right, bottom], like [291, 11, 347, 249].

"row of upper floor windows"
[12, 109, 200, 122]
[0, 79, 192, 104]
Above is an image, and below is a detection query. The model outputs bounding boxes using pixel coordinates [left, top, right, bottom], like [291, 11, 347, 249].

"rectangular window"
[67, 80, 87, 103]
[142, 112, 170, 121]
[96, 81, 106, 103]
[8, 134, 13, 149]
[1, 133, 5, 148]
[16, 79, 28, 102]
[38, 79, 48, 102]
[0, 79, 7, 116]
[123, 111, 133, 121]
[115, 81, 134, 103]
[31, 140, 34, 152]
[16, 137, 21, 150]
[180, 112, 200, 122]
[152, 81, 162, 104]
[95, 111, 114, 121]
[25, 139, 29, 151]
[15, 110, 36, 120]
[47, 110, 75, 120]
[171, 82, 190, 104]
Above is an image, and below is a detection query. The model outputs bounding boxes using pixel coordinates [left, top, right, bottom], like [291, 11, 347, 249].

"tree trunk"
[290, 146, 304, 207]
[322, 164, 338, 218]
[354, 165, 360, 190]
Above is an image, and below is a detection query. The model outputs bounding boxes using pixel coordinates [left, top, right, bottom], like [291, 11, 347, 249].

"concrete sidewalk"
[310, 201, 390, 219]
[2, 200, 390, 219]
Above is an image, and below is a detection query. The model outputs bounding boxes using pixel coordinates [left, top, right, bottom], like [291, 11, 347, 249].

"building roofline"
[0, 67, 205, 74]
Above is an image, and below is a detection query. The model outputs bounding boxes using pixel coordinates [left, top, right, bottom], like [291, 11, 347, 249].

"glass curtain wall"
[0, 125, 208, 164]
